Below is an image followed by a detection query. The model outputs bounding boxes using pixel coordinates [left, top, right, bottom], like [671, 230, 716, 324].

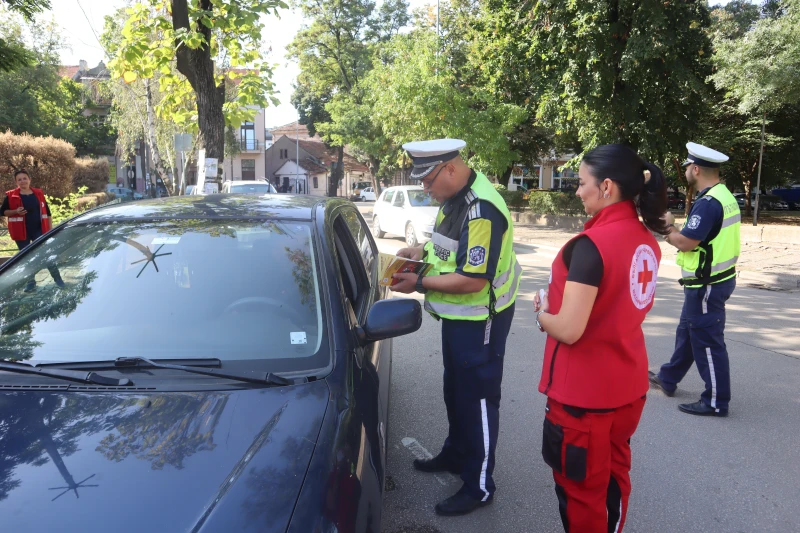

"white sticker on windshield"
[290, 332, 308, 345]
[152, 236, 181, 245]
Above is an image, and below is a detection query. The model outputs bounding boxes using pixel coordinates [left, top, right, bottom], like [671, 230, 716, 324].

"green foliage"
[528, 191, 584, 216]
[0, 1, 50, 71]
[46, 186, 88, 225]
[712, 0, 800, 114]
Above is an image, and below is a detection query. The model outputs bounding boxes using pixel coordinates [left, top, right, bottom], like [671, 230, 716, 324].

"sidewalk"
[513, 224, 800, 291]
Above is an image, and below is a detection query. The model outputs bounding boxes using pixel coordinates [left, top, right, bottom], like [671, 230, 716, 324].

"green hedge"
[494, 183, 527, 209]
[528, 191, 585, 216]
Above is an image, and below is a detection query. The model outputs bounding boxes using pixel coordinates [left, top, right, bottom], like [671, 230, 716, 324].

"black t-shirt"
[1, 192, 50, 239]
[562, 236, 604, 287]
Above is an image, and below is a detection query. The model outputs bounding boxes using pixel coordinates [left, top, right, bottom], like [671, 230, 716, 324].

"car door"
[332, 206, 390, 493]
[374, 189, 393, 232]
[388, 189, 406, 235]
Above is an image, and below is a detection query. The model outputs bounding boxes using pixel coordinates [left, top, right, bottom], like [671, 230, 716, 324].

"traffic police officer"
[390, 138, 522, 516]
[649, 143, 741, 417]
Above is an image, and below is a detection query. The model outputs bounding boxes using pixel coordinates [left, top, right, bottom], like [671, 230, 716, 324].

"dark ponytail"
[581, 144, 669, 235]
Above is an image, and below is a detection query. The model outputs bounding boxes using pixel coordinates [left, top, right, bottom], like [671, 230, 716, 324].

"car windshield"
[407, 190, 440, 207]
[0, 220, 326, 372]
[231, 184, 274, 194]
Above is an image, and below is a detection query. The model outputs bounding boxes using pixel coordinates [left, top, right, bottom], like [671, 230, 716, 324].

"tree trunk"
[171, 0, 225, 182]
[328, 146, 344, 197]
[672, 158, 693, 216]
[143, 79, 171, 197]
[499, 166, 512, 187]
[369, 155, 382, 195]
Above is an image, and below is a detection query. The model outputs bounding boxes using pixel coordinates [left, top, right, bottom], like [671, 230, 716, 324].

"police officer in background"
[390, 139, 522, 516]
[650, 143, 741, 417]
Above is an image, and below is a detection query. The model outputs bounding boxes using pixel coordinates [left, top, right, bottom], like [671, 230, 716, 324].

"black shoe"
[435, 490, 492, 516]
[678, 400, 728, 417]
[413, 454, 461, 475]
[648, 371, 675, 397]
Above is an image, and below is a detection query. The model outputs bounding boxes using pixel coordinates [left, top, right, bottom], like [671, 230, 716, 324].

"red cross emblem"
[630, 245, 658, 309]
[638, 260, 653, 294]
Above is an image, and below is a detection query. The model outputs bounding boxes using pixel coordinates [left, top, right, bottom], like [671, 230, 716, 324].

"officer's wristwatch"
[416, 273, 428, 294]
[536, 311, 545, 332]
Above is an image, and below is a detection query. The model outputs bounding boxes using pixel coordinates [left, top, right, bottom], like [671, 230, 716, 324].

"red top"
[538, 201, 662, 409]
[5, 187, 51, 241]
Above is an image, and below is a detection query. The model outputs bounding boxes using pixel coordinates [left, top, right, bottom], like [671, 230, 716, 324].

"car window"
[333, 216, 369, 315]
[0, 220, 326, 371]
[393, 191, 405, 206]
[339, 207, 377, 282]
[230, 184, 273, 194]
[383, 191, 394, 203]
[407, 190, 439, 207]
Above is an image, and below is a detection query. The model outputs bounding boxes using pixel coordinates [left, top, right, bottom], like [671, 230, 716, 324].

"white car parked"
[221, 180, 278, 195]
[359, 187, 377, 202]
[372, 186, 440, 246]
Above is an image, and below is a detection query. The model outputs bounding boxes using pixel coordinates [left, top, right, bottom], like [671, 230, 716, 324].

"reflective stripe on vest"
[424, 259, 522, 317]
[677, 183, 741, 287]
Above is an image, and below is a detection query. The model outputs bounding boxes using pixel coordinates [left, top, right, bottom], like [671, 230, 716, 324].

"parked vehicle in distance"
[667, 191, 686, 210]
[771, 185, 800, 210]
[0, 194, 421, 533]
[372, 186, 440, 247]
[734, 193, 788, 211]
[360, 187, 377, 202]
[221, 180, 278, 195]
[106, 187, 143, 201]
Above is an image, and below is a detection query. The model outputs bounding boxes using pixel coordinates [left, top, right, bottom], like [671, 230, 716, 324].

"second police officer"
[390, 138, 522, 516]
[650, 143, 741, 417]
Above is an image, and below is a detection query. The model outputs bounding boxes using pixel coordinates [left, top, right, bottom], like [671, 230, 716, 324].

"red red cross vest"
[538, 201, 662, 409]
[5, 188, 51, 241]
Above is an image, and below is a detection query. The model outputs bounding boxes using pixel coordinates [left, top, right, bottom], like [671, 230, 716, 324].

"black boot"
[412, 453, 461, 475]
[435, 489, 492, 516]
[678, 400, 728, 417]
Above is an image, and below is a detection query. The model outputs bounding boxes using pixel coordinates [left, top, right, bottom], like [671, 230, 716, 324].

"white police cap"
[402, 139, 467, 179]
[682, 142, 729, 168]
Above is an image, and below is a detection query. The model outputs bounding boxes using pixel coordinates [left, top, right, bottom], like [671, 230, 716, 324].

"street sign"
[174, 133, 192, 152]
[204, 158, 218, 178]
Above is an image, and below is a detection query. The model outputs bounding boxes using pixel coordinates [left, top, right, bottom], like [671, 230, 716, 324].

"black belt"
[679, 266, 736, 287]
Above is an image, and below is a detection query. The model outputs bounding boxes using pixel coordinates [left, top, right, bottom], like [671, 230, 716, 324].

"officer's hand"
[390, 272, 418, 294]
[396, 246, 423, 261]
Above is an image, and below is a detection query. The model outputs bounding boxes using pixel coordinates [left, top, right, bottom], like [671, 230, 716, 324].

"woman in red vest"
[3, 169, 63, 290]
[533, 144, 668, 532]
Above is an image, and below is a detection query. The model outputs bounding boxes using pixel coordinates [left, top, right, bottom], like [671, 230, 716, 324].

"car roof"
[74, 194, 347, 223]
[383, 185, 423, 192]
[227, 180, 272, 185]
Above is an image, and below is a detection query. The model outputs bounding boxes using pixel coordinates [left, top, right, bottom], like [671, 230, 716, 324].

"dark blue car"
[0, 194, 421, 532]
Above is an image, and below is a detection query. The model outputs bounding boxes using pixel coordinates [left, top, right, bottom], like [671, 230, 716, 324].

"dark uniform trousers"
[658, 277, 736, 412]
[543, 396, 646, 533]
[439, 302, 515, 502]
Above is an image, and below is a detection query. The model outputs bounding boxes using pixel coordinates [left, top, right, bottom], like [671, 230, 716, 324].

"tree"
[0, 0, 50, 72]
[488, 0, 713, 174]
[108, 0, 284, 173]
[711, 0, 800, 222]
[362, 30, 526, 177]
[288, 0, 408, 196]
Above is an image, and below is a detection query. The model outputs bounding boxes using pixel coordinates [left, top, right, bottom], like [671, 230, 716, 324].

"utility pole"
[753, 112, 766, 226]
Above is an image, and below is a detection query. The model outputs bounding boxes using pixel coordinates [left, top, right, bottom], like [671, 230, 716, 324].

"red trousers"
[542, 396, 646, 533]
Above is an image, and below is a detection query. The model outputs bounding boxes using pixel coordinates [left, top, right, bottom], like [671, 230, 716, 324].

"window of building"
[279, 149, 289, 159]
[313, 176, 318, 189]
[552, 166, 579, 190]
[241, 159, 256, 180]
[240, 122, 256, 150]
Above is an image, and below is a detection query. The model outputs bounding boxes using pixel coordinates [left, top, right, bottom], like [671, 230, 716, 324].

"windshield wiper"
[111, 357, 293, 386]
[0, 360, 132, 386]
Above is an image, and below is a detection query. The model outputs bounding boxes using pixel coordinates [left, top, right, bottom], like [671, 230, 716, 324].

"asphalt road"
[361, 204, 800, 533]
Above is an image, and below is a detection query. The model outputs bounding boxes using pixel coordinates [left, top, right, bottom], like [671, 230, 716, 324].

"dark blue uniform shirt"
[680, 185, 724, 244]
[454, 199, 508, 281]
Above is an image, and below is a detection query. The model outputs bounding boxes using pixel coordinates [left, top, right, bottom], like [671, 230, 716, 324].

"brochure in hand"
[379, 253, 434, 287]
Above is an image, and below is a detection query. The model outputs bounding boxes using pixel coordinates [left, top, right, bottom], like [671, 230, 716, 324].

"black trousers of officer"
[439, 302, 514, 501]
[658, 277, 736, 412]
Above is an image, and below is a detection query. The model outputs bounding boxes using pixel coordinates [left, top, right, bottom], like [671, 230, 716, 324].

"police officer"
[390, 139, 521, 516]
[649, 143, 740, 417]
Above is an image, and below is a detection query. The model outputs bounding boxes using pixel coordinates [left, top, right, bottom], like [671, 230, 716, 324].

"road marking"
[401, 437, 457, 487]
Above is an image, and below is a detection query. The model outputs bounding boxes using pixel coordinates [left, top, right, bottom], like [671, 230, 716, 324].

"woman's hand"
[396, 246, 423, 261]
[15, 207, 27, 215]
[533, 289, 549, 313]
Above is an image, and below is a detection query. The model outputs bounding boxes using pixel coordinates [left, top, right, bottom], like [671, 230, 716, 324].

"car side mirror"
[361, 299, 422, 343]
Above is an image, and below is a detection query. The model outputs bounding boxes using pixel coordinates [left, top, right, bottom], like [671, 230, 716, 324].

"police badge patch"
[687, 215, 701, 230]
[468, 245, 486, 267]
